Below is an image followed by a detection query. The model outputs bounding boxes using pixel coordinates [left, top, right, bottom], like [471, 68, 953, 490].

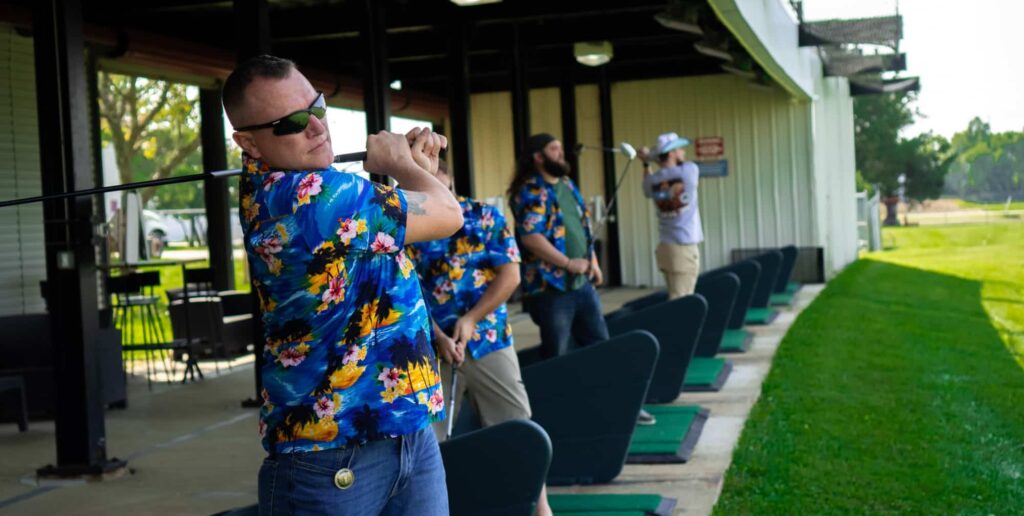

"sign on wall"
[695, 137, 725, 160]
[694, 136, 728, 177]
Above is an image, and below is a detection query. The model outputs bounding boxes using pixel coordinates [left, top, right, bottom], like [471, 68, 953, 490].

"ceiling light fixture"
[574, 41, 613, 67]
[449, 0, 502, 6]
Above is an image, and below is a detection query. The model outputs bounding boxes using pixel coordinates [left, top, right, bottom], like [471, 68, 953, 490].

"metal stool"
[108, 271, 176, 390]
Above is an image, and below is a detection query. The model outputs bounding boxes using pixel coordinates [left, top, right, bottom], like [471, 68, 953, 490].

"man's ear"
[532, 151, 544, 166]
[232, 132, 262, 159]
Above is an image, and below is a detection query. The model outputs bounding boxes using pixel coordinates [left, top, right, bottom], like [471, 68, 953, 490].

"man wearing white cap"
[639, 132, 704, 299]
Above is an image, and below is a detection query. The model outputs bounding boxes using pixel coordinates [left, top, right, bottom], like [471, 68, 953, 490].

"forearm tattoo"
[406, 191, 427, 215]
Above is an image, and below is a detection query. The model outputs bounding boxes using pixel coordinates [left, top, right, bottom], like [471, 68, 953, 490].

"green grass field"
[715, 222, 1024, 513]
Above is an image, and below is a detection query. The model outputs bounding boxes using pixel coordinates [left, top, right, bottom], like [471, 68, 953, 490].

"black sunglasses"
[235, 92, 327, 136]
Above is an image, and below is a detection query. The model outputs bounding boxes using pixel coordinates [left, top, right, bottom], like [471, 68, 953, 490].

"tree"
[97, 73, 202, 207]
[854, 92, 955, 225]
[945, 117, 1024, 202]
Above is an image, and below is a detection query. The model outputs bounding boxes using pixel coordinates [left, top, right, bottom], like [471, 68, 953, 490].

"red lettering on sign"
[695, 137, 725, 160]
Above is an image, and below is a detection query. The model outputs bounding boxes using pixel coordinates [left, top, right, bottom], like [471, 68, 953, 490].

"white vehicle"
[142, 210, 191, 258]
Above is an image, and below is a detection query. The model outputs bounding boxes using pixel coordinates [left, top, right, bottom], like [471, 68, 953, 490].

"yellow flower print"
[396, 251, 415, 280]
[276, 223, 290, 244]
[241, 195, 260, 223]
[449, 265, 465, 281]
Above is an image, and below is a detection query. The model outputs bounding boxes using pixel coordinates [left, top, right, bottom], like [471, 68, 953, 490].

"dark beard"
[542, 155, 571, 178]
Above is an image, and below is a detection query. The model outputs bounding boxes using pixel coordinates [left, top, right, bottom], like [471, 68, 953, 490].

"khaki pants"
[655, 242, 700, 300]
[432, 345, 532, 442]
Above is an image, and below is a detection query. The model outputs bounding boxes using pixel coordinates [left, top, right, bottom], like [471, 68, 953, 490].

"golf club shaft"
[0, 151, 368, 209]
[595, 159, 635, 234]
[446, 366, 459, 439]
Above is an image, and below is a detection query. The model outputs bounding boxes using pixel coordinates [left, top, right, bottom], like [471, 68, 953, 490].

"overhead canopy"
[0, 0, 780, 97]
[822, 50, 905, 77]
[799, 15, 902, 49]
[849, 76, 920, 96]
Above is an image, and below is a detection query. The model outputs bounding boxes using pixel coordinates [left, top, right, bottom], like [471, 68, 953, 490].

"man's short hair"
[222, 55, 296, 120]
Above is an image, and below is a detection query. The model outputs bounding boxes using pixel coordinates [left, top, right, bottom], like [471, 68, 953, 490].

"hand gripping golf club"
[0, 151, 369, 209]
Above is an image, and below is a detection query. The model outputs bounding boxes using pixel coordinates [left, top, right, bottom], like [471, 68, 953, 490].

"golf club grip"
[334, 151, 368, 163]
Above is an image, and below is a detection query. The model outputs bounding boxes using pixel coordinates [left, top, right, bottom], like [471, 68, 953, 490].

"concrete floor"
[0, 285, 821, 515]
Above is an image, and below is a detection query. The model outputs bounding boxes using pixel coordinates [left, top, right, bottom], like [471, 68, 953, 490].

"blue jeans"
[258, 427, 448, 516]
[524, 283, 610, 359]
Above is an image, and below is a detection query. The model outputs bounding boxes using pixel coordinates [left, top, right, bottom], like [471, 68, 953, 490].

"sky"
[802, 0, 1024, 138]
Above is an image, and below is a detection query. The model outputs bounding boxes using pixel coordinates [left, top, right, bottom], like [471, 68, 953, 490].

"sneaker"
[637, 408, 657, 426]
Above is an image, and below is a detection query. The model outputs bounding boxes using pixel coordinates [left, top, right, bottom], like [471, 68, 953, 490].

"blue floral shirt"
[239, 155, 444, 455]
[509, 173, 595, 297]
[406, 197, 522, 360]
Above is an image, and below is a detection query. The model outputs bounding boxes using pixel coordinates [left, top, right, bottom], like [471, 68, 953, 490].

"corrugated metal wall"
[467, 73, 858, 287]
[610, 74, 816, 287]
[469, 85, 606, 210]
[469, 91, 515, 204]
[810, 77, 858, 276]
[0, 25, 46, 315]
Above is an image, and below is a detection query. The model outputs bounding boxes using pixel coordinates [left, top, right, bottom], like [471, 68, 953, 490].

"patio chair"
[745, 250, 783, 325]
[442, 419, 551, 516]
[771, 245, 800, 306]
[606, 294, 707, 404]
[454, 331, 659, 485]
[682, 272, 740, 392]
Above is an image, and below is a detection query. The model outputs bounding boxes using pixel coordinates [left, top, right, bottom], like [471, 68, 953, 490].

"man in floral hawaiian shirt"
[507, 133, 609, 359]
[225, 55, 463, 515]
[407, 161, 552, 516]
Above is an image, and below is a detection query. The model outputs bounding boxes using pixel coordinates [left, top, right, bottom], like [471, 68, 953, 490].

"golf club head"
[619, 142, 637, 160]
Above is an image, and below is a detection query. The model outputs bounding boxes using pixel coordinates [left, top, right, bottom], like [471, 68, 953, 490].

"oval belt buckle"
[334, 468, 355, 490]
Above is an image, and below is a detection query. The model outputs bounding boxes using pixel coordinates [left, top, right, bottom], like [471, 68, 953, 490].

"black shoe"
[637, 408, 657, 426]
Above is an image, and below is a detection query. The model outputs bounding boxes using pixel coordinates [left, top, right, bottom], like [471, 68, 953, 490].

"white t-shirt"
[642, 161, 704, 245]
